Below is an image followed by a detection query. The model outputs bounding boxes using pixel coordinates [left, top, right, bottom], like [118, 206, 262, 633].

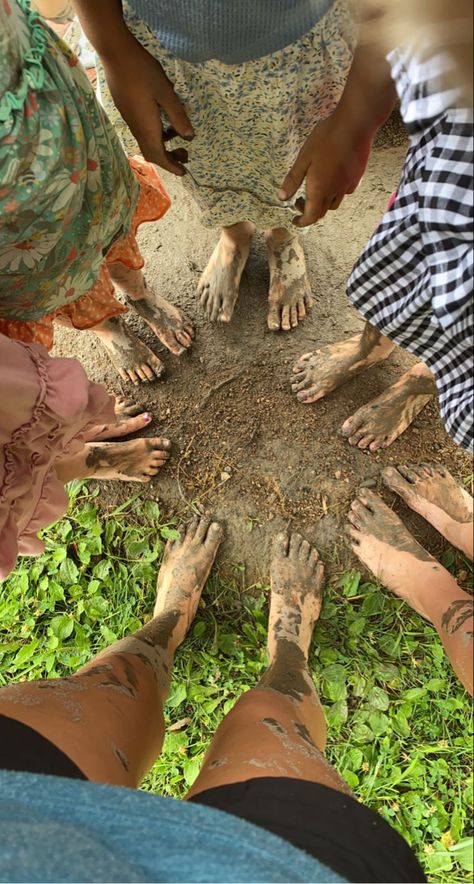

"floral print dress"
[0, 0, 169, 348]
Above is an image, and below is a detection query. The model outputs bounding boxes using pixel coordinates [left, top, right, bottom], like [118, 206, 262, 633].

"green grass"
[1, 482, 473, 882]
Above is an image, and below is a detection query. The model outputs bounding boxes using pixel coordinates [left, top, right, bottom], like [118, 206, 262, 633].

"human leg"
[382, 464, 473, 559]
[265, 228, 313, 332]
[291, 321, 395, 403]
[341, 361, 435, 451]
[187, 531, 349, 798]
[348, 489, 473, 694]
[0, 517, 223, 786]
[197, 222, 255, 323]
[108, 263, 194, 356]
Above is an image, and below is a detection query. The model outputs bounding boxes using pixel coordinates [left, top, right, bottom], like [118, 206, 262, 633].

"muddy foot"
[348, 488, 441, 618]
[341, 365, 435, 451]
[84, 437, 171, 483]
[269, 531, 325, 658]
[154, 516, 224, 649]
[93, 317, 165, 385]
[383, 464, 474, 559]
[127, 283, 195, 356]
[88, 397, 152, 442]
[291, 329, 394, 403]
[197, 225, 253, 323]
[266, 231, 313, 332]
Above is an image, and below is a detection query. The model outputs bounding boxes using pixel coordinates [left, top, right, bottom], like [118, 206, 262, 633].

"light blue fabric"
[125, 0, 334, 63]
[0, 770, 347, 883]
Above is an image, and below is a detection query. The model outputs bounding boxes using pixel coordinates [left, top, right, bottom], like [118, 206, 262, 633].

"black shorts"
[0, 714, 425, 883]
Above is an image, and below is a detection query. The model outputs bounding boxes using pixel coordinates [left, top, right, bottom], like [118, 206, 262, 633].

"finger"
[163, 126, 178, 142]
[293, 176, 326, 227]
[329, 192, 345, 211]
[162, 86, 194, 140]
[277, 151, 310, 201]
[171, 148, 189, 164]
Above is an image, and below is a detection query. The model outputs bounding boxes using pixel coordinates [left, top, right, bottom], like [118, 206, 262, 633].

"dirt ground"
[53, 116, 471, 582]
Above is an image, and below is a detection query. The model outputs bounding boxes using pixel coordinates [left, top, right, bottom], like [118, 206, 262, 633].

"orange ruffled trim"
[0, 157, 170, 350]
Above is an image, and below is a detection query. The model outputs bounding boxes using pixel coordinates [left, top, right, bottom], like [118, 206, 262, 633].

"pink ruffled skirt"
[0, 334, 114, 579]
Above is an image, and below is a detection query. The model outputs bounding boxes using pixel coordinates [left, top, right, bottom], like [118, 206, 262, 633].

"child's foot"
[348, 488, 443, 619]
[84, 437, 171, 482]
[197, 223, 254, 323]
[88, 397, 152, 441]
[383, 464, 474, 559]
[341, 364, 435, 451]
[154, 516, 224, 650]
[269, 531, 325, 660]
[93, 317, 165, 385]
[125, 283, 195, 356]
[266, 230, 313, 332]
[291, 331, 394, 403]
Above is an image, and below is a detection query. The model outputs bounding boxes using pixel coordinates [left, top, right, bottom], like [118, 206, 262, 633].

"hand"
[103, 39, 194, 176]
[278, 114, 374, 227]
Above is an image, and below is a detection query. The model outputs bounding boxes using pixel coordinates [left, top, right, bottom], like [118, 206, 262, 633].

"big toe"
[204, 521, 225, 551]
[272, 531, 290, 558]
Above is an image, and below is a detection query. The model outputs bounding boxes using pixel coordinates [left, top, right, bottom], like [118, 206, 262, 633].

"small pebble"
[220, 471, 231, 482]
[360, 478, 377, 489]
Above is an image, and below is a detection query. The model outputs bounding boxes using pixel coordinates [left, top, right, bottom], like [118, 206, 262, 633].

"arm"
[278, 39, 397, 227]
[72, 0, 194, 175]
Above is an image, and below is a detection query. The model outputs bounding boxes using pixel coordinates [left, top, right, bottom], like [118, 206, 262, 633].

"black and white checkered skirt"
[347, 109, 473, 452]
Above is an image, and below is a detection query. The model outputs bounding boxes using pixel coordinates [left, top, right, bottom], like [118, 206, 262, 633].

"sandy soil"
[52, 116, 471, 582]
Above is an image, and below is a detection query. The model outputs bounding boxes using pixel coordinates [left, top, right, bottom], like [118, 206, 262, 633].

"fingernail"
[277, 189, 288, 201]
[144, 413, 152, 422]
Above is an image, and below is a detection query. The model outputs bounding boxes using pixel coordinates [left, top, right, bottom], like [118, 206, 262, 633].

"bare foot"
[153, 516, 224, 649]
[197, 223, 254, 323]
[348, 488, 443, 619]
[383, 464, 474, 559]
[341, 364, 435, 451]
[88, 397, 152, 441]
[84, 437, 171, 482]
[291, 329, 395, 403]
[269, 531, 325, 659]
[266, 230, 313, 332]
[108, 263, 194, 356]
[93, 316, 165, 385]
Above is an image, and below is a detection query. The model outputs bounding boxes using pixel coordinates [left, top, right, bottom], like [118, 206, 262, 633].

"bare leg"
[265, 228, 313, 332]
[187, 531, 350, 799]
[348, 490, 473, 695]
[197, 222, 255, 323]
[91, 316, 165, 386]
[383, 464, 473, 559]
[55, 437, 172, 484]
[341, 362, 435, 451]
[86, 396, 152, 441]
[292, 322, 395, 403]
[108, 263, 194, 356]
[0, 517, 223, 786]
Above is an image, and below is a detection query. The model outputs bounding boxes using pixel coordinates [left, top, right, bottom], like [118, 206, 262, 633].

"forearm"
[72, 0, 135, 59]
[333, 40, 397, 137]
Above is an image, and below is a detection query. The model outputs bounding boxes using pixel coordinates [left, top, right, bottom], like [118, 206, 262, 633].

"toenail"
[144, 413, 151, 421]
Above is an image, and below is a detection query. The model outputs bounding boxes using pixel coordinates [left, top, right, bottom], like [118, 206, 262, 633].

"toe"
[358, 434, 375, 450]
[204, 521, 225, 550]
[194, 516, 212, 543]
[300, 539, 311, 562]
[281, 305, 291, 332]
[308, 547, 320, 569]
[397, 464, 418, 484]
[290, 305, 298, 328]
[297, 300, 306, 320]
[176, 330, 192, 348]
[185, 517, 200, 540]
[267, 304, 281, 332]
[273, 531, 290, 558]
[382, 465, 409, 491]
[141, 363, 155, 382]
[152, 437, 172, 453]
[347, 510, 363, 530]
[289, 531, 302, 556]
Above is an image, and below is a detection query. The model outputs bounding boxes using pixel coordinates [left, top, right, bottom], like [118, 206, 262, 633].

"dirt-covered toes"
[269, 531, 325, 658]
[341, 367, 434, 451]
[154, 516, 224, 646]
[127, 289, 195, 356]
[347, 489, 437, 617]
[266, 232, 313, 332]
[88, 398, 152, 442]
[382, 464, 474, 558]
[94, 316, 165, 385]
[198, 228, 253, 323]
[84, 437, 171, 483]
